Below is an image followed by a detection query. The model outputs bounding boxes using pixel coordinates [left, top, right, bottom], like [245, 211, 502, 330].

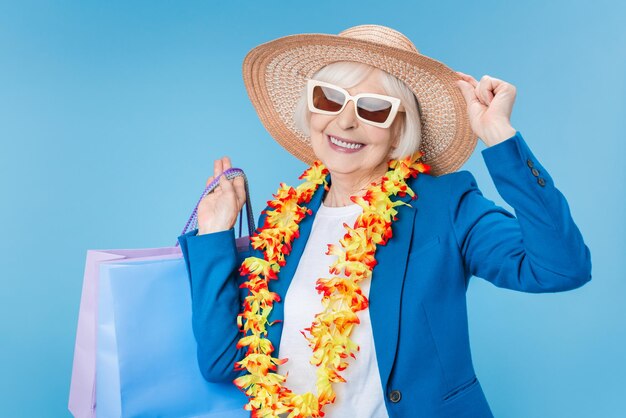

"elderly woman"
[177, 25, 591, 418]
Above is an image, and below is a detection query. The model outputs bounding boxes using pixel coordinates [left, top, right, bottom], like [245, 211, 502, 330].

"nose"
[335, 99, 358, 130]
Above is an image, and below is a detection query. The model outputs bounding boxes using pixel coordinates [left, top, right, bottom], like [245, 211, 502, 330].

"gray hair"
[293, 61, 422, 159]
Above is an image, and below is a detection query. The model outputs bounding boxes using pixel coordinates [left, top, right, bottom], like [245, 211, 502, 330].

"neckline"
[317, 200, 362, 217]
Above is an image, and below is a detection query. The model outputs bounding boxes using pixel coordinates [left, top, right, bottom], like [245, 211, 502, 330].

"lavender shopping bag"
[69, 169, 254, 418]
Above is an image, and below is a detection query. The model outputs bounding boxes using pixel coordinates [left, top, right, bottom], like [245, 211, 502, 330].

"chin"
[312, 136, 389, 177]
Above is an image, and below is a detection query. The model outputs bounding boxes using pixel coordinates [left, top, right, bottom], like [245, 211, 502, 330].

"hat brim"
[242, 33, 477, 176]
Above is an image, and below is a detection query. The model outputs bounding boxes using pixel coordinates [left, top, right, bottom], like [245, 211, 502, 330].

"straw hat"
[242, 24, 476, 176]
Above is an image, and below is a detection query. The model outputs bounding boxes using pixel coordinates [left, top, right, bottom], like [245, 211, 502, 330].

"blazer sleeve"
[450, 131, 592, 293]
[177, 226, 250, 383]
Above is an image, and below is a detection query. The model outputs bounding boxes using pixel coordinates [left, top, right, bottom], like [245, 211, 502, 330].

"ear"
[392, 132, 400, 149]
[390, 113, 404, 149]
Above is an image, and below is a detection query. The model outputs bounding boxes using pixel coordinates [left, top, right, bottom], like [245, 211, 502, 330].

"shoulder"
[409, 170, 480, 200]
[403, 170, 491, 229]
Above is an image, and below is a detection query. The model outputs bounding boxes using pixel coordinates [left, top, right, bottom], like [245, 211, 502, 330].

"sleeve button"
[526, 159, 534, 168]
[389, 390, 402, 403]
[531, 168, 540, 177]
[537, 177, 546, 187]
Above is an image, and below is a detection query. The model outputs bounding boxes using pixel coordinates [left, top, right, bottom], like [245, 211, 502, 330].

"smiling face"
[309, 67, 404, 184]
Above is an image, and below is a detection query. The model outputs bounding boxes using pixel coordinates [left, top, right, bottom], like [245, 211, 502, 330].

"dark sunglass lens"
[356, 97, 393, 123]
[312, 85, 345, 112]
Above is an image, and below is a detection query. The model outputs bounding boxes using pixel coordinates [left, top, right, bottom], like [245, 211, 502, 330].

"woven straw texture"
[242, 25, 477, 176]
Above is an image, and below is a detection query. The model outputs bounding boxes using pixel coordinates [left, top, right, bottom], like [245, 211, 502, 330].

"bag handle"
[176, 168, 256, 246]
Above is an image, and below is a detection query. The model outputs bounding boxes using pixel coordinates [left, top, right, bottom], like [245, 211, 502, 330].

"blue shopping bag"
[90, 168, 254, 417]
[96, 255, 250, 417]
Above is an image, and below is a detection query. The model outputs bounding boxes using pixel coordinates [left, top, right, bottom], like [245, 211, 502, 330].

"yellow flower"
[241, 257, 277, 280]
[235, 353, 287, 377]
[285, 392, 321, 418]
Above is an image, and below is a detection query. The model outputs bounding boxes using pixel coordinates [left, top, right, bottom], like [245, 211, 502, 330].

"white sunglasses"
[307, 79, 403, 129]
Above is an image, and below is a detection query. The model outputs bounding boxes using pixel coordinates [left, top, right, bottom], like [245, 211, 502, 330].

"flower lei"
[233, 152, 430, 418]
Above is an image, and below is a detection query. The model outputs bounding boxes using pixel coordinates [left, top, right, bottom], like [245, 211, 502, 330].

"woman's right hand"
[197, 156, 247, 235]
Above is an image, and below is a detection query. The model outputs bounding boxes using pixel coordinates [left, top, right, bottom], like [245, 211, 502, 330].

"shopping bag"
[96, 252, 250, 417]
[69, 168, 255, 417]
[69, 247, 182, 418]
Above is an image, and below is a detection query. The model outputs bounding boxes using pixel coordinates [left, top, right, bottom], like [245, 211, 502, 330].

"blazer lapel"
[369, 194, 417, 390]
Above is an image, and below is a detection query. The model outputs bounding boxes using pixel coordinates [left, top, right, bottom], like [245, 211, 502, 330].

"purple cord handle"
[176, 168, 256, 246]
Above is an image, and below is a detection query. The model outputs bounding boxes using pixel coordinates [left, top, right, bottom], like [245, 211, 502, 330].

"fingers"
[207, 156, 245, 207]
[218, 172, 233, 192]
[477, 75, 497, 105]
[212, 156, 231, 188]
[222, 156, 231, 171]
[455, 79, 480, 107]
[225, 155, 247, 207]
[218, 171, 246, 211]
[456, 71, 477, 88]
[214, 158, 223, 179]
[456, 72, 502, 106]
[232, 176, 246, 206]
[455, 71, 481, 107]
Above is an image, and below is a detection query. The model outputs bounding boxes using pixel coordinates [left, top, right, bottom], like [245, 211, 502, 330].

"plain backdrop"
[1, 1, 624, 416]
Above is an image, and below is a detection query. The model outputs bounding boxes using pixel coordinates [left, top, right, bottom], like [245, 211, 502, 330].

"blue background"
[1, 1, 624, 416]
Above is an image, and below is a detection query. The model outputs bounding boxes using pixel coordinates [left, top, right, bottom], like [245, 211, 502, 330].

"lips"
[327, 134, 365, 153]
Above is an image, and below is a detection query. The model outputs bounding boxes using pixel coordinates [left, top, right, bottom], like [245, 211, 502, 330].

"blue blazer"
[177, 131, 592, 418]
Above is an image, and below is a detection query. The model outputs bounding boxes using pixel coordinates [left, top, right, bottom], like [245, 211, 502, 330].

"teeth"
[329, 136, 364, 150]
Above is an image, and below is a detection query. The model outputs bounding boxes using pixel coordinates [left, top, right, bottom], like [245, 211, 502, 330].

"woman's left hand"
[455, 72, 517, 147]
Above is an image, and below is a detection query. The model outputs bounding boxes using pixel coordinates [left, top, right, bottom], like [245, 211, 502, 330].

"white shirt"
[277, 201, 389, 418]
